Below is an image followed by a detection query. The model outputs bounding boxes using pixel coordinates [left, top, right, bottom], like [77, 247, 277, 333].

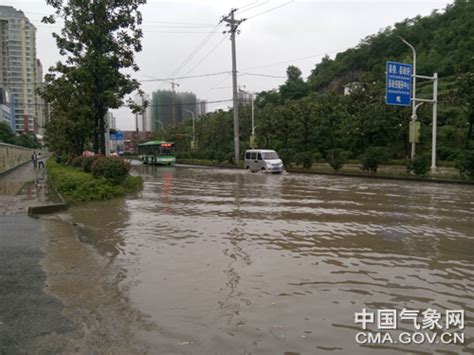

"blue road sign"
[110, 131, 124, 141]
[386, 61, 412, 106]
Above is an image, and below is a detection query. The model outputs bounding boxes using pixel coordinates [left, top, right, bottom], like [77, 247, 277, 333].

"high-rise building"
[35, 59, 46, 135]
[150, 90, 202, 130]
[0, 6, 39, 133]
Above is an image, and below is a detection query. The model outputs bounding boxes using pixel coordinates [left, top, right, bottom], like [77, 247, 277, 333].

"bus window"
[245, 152, 250, 159]
[257, 153, 262, 160]
[251, 152, 256, 160]
[160, 144, 175, 155]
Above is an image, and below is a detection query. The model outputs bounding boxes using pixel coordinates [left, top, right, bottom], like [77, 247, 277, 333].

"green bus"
[138, 141, 176, 165]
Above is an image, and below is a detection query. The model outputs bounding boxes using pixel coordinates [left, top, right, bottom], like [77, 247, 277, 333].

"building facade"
[0, 6, 40, 133]
[150, 90, 204, 130]
[0, 87, 15, 131]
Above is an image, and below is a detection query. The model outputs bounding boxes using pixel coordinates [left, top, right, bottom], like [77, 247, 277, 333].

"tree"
[279, 65, 309, 102]
[0, 122, 16, 144]
[42, 0, 146, 154]
[456, 70, 474, 148]
[40, 69, 95, 155]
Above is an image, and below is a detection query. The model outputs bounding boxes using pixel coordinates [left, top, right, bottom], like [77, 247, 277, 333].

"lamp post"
[239, 87, 256, 148]
[399, 37, 438, 170]
[184, 109, 196, 150]
[400, 37, 417, 159]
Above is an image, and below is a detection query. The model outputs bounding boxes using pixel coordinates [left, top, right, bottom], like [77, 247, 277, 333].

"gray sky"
[4, 0, 453, 130]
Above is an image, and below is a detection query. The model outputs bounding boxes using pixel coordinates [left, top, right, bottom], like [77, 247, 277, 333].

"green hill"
[307, 0, 474, 92]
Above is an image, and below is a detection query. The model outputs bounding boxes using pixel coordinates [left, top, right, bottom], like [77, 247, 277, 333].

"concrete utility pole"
[221, 9, 246, 165]
[170, 80, 179, 128]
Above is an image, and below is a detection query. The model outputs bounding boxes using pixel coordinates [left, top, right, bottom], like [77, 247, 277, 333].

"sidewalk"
[0, 161, 58, 215]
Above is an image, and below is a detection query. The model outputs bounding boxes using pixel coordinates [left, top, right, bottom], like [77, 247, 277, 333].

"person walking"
[31, 151, 37, 168]
[37, 152, 45, 169]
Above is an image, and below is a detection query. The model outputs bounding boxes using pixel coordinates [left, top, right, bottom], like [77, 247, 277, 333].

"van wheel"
[245, 166, 249, 169]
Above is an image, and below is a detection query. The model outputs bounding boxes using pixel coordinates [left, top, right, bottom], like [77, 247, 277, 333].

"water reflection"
[70, 166, 474, 354]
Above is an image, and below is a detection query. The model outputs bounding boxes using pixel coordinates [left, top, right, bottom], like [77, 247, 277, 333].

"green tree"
[456, 70, 474, 148]
[42, 0, 146, 154]
[279, 65, 309, 102]
[0, 122, 16, 144]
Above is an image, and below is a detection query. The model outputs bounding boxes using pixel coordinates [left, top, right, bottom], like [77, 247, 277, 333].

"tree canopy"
[40, 0, 146, 155]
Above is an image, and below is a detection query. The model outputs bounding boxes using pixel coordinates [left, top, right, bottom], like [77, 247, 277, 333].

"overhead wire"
[168, 22, 223, 79]
[236, 1, 270, 15]
[245, 1, 294, 20]
[182, 35, 229, 78]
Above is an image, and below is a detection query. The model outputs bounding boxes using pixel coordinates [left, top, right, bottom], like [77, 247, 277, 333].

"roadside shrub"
[313, 151, 323, 163]
[407, 154, 431, 176]
[82, 155, 100, 173]
[278, 148, 296, 166]
[455, 150, 474, 180]
[226, 152, 234, 164]
[91, 157, 131, 184]
[295, 151, 313, 169]
[360, 147, 389, 172]
[47, 160, 142, 203]
[70, 155, 86, 168]
[326, 148, 348, 171]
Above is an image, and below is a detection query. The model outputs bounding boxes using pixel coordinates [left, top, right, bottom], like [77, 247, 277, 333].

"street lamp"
[239, 87, 256, 148]
[184, 109, 196, 150]
[400, 36, 438, 170]
[400, 37, 417, 159]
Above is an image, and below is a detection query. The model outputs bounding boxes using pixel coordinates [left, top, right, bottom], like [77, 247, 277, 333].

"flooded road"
[68, 166, 474, 354]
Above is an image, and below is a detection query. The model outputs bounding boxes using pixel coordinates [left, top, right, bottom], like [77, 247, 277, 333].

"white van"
[244, 149, 284, 173]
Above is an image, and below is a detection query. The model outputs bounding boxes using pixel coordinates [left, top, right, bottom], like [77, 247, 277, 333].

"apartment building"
[0, 6, 40, 133]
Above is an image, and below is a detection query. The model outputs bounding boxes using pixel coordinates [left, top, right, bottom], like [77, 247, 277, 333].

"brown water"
[68, 165, 474, 354]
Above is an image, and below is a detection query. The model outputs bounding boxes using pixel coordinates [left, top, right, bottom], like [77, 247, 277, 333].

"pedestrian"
[37, 152, 45, 169]
[32, 151, 37, 168]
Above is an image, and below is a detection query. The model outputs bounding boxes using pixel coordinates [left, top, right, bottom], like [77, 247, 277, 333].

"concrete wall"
[0, 143, 32, 173]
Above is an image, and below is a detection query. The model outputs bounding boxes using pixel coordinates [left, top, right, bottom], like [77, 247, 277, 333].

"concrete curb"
[27, 163, 69, 216]
[176, 160, 474, 186]
[285, 168, 474, 186]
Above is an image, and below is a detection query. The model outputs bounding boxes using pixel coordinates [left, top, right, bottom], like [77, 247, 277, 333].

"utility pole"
[170, 80, 179, 128]
[221, 9, 245, 165]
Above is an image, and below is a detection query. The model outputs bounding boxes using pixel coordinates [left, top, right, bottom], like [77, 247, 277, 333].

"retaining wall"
[0, 143, 33, 174]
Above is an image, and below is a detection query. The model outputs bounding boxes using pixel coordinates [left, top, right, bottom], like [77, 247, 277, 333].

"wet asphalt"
[0, 215, 70, 354]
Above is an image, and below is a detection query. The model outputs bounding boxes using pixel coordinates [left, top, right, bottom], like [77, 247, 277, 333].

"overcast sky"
[4, 0, 453, 130]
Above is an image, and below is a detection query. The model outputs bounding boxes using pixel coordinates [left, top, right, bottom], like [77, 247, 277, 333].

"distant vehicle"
[244, 149, 284, 173]
[138, 141, 176, 165]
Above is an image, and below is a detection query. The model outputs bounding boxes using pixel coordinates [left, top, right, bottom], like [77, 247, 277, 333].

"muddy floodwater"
[65, 165, 474, 354]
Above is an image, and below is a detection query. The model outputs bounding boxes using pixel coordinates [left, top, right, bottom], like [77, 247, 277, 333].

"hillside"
[307, 0, 474, 93]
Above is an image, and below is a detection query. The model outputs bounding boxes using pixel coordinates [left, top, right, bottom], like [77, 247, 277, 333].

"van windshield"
[263, 152, 279, 160]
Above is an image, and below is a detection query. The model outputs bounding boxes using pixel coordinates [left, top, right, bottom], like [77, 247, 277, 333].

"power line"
[139, 71, 230, 82]
[245, 1, 294, 20]
[168, 22, 223, 78]
[182, 35, 229, 78]
[239, 72, 286, 79]
[236, 1, 269, 15]
[240, 48, 348, 71]
[10, 98, 233, 108]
